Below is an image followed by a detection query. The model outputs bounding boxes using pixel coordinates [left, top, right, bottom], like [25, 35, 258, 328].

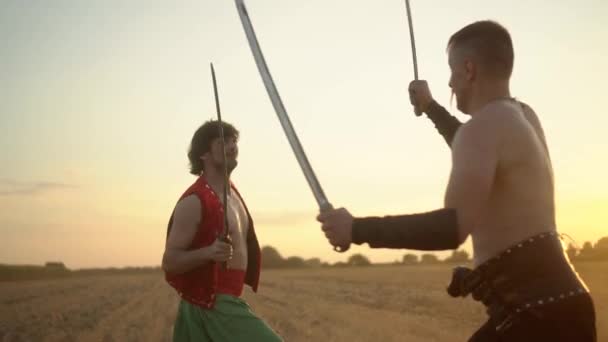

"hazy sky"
[1, 0, 607, 268]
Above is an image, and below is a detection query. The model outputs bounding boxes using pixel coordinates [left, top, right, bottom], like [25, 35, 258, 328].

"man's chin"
[456, 100, 468, 115]
[227, 160, 238, 172]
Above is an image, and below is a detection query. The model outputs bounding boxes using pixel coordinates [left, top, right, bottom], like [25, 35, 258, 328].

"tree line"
[262, 235, 608, 269]
[2, 236, 604, 281]
[567, 236, 608, 262]
[260, 246, 473, 269]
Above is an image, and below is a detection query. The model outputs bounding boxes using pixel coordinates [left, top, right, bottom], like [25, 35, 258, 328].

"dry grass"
[0, 262, 605, 341]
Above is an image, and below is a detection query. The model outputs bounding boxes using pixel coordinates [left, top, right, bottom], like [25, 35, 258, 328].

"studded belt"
[447, 231, 589, 332]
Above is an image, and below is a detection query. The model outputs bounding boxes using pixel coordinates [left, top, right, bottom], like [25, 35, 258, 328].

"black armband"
[351, 208, 460, 250]
[425, 100, 462, 147]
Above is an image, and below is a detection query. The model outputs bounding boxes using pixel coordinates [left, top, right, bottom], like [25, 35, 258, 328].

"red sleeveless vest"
[164, 176, 261, 308]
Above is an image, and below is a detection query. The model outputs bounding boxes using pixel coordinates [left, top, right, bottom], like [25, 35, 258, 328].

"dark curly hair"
[187, 120, 239, 175]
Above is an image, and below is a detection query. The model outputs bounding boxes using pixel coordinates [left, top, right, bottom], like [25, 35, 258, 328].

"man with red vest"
[162, 120, 282, 341]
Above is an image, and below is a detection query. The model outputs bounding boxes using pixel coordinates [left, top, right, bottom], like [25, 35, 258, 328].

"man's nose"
[227, 141, 237, 152]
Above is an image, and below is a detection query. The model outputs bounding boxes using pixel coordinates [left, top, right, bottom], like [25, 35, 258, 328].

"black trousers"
[469, 293, 596, 342]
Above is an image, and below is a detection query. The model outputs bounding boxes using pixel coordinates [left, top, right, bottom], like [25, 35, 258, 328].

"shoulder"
[455, 100, 522, 145]
[174, 195, 202, 222]
[518, 101, 544, 130]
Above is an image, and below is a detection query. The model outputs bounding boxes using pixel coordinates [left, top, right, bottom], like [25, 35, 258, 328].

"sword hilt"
[219, 233, 233, 270]
[320, 203, 350, 253]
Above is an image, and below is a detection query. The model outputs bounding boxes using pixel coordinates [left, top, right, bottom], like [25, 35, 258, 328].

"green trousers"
[173, 294, 283, 342]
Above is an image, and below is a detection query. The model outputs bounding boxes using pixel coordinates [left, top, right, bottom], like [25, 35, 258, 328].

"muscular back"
[447, 99, 556, 265]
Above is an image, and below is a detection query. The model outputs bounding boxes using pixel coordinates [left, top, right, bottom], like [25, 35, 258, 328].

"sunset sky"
[1, 0, 607, 268]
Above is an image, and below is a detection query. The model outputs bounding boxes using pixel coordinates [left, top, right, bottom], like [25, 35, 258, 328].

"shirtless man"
[162, 120, 282, 341]
[318, 21, 596, 341]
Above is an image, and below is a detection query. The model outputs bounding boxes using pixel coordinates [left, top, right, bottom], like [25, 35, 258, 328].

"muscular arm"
[347, 104, 469, 251]
[346, 106, 467, 251]
[341, 89, 501, 250]
[425, 100, 463, 147]
[162, 195, 212, 274]
[444, 114, 500, 242]
[345, 99, 497, 251]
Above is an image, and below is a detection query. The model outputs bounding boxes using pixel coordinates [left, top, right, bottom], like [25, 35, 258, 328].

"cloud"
[0, 179, 78, 196]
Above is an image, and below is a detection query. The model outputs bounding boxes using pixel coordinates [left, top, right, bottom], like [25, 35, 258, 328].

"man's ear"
[465, 59, 476, 82]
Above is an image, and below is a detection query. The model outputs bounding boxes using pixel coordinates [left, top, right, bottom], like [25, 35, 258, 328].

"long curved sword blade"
[236, 0, 349, 252]
[404, 0, 422, 117]
[405, 0, 418, 81]
[235, 0, 332, 212]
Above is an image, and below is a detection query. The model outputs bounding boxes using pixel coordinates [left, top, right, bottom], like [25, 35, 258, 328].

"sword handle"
[320, 203, 350, 253]
[219, 233, 233, 270]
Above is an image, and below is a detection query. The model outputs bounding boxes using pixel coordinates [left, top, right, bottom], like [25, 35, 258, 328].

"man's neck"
[202, 169, 231, 196]
[469, 79, 511, 115]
